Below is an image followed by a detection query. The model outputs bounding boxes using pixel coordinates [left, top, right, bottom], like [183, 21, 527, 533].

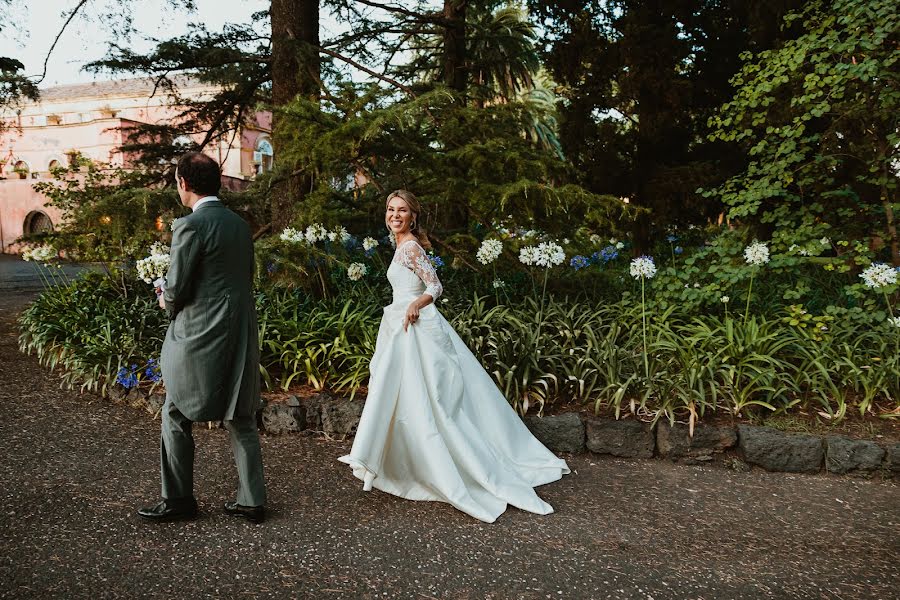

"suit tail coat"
[160, 201, 260, 422]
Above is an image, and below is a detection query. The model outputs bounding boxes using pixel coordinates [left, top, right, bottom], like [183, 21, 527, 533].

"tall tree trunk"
[443, 0, 467, 96]
[271, 0, 320, 232]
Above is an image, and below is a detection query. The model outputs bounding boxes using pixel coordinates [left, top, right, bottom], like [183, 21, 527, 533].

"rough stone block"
[657, 422, 737, 461]
[321, 398, 364, 436]
[260, 403, 306, 434]
[825, 436, 886, 474]
[584, 417, 654, 458]
[524, 413, 585, 453]
[737, 425, 823, 473]
[887, 444, 900, 474]
[146, 392, 165, 415]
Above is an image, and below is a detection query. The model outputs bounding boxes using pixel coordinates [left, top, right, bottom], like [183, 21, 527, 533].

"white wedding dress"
[338, 239, 570, 523]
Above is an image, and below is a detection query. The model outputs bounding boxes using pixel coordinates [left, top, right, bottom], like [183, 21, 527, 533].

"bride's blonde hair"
[386, 189, 432, 250]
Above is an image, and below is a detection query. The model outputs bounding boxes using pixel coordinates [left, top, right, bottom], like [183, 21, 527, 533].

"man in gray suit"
[138, 152, 266, 523]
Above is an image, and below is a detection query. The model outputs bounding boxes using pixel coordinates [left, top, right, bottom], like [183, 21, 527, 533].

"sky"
[0, 0, 284, 87]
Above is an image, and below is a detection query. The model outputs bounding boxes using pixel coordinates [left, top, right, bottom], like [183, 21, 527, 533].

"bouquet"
[136, 243, 170, 294]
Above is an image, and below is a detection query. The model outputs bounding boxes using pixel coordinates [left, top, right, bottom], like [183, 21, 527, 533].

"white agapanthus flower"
[362, 237, 379, 252]
[22, 245, 56, 263]
[743, 240, 770, 266]
[888, 316, 900, 328]
[616, 242, 625, 250]
[820, 237, 830, 246]
[534, 242, 565, 268]
[629, 256, 657, 280]
[327, 226, 350, 243]
[860, 263, 898, 290]
[305, 223, 328, 244]
[589, 234, 602, 245]
[347, 262, 367, 281]
[280, 227, 304, 243]
[476, 239, 503, 265]
[492, 278, 506, 289]
[720, 295, 730, 303]
[519, 246, 539, 266]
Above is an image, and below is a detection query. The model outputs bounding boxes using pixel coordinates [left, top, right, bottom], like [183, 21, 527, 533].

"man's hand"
[157, 293, 166, 310]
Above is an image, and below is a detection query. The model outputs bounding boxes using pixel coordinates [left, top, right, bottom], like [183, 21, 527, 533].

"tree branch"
[349, 0, 451, 26]
[316, 46, 416, 97]
[35, 0, 90, 84]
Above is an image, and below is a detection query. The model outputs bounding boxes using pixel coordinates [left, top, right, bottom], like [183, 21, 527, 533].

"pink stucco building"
[0, 78, 272, 253]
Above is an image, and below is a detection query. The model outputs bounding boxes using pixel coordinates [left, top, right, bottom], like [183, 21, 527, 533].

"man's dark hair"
[176, 152, 221, 197]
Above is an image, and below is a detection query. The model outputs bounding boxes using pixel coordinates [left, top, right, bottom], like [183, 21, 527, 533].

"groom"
[138, 152, 266, 524]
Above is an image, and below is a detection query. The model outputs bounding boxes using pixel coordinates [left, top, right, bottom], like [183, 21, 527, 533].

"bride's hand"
[404, 302, 420, 332]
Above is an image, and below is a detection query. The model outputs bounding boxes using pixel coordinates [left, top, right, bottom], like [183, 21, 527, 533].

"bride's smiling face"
[386, 196, 414, 235]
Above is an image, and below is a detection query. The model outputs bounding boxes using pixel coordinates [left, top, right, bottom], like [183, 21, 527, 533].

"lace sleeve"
[397, 241, 443, 301]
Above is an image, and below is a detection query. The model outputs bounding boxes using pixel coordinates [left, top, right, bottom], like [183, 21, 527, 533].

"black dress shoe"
[137, 498, 198, 522]
[223, 501, 265, 524]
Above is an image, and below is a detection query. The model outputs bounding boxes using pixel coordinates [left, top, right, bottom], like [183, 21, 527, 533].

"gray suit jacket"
[160, 199, 260, 422]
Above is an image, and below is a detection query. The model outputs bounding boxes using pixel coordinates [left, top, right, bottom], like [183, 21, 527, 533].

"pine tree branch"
[348, 0, 451, 26]
[316, 46, 416, 96]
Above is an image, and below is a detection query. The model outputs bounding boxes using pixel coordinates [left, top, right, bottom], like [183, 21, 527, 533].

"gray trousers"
[160, 398, 266, 507]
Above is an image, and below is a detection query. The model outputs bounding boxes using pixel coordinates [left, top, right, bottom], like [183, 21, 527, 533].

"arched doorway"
[24, 211, 53, 235]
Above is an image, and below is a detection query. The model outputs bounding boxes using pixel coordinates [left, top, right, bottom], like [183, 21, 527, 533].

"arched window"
[48, 159, 61, 171]
[254, 138, 274, 175]
[24, 211, 53, 234]
[13, 160, 29, 178]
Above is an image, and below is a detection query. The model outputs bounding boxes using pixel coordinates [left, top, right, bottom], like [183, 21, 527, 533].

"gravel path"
[0, 291, 897, 600]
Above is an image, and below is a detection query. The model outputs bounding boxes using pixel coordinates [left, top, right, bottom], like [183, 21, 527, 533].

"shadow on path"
[0, 292, 897, 599]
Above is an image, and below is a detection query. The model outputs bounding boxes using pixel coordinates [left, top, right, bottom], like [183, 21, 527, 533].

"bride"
[338, 189, 570, 523]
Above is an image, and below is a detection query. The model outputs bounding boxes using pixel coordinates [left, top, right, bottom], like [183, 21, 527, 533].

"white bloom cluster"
[629, 256, 657, 280]
[476, 239, 503, 265]
[519, 246, 538, 266]
[520, 242, 565, 268]
[492, 278, 506, 289]
[326, 226, 350, 243]
[720, 295, 730, 303]
[22, 245, 56, 263]
[888, 316, 900, 328]
[282, 223, 350, 245]
[860, 263, 898, 290]
[280, 227, 305, 243]
[589, 234, 602, 245]
[609, 238, 625, 250]
[347, 262, 367, 281]
[305, 223, 328, 243]
[362, 237, 379, 252]
[743, 240, 770, 266]
[136, 252, 170, 284]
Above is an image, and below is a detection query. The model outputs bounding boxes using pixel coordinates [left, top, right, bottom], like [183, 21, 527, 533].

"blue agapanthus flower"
[570, 255, 590, 270]
[116, 365, 139, 389]
[666, 234, 678, 243]
[266, 262, 277, 274]
[598, 245, 619, 262]
[674, 246, 683, 255]
[428, 254, 444, 268]
[144, 358, 161, 384]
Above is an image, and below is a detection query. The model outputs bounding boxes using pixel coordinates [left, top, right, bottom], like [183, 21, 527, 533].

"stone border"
[117, 388, 898, 478]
